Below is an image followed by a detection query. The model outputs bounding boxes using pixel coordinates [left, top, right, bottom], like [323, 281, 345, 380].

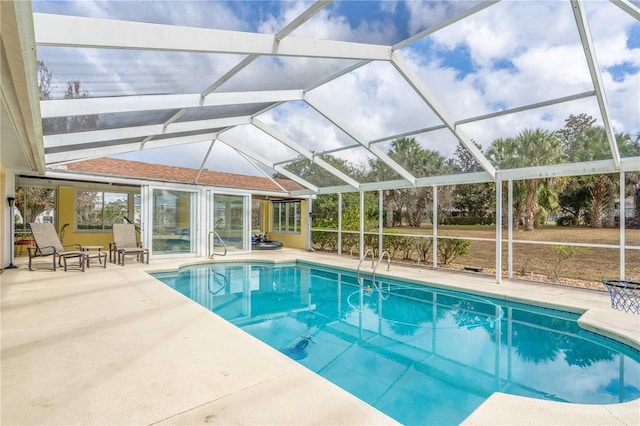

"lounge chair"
[27, 223, 106, 271]
[112, 223, 149, 265]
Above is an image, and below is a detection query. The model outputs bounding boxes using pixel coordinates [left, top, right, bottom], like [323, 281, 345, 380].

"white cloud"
[36, 0, 639, 176]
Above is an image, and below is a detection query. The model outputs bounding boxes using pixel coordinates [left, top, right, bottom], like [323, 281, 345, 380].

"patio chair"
[112, 223, 149, 266]
[27, 223, 98, 271]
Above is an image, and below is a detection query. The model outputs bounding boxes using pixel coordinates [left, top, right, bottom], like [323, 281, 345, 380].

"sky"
[33, 0, 640, 178]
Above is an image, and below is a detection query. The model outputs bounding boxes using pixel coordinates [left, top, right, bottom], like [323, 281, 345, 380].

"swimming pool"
[153, 261, 640, 425]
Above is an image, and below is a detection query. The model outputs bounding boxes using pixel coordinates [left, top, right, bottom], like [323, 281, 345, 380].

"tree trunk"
[385, 190, 394, 228]
[589, 177, 606, 228]
[524, 180, 537, 231]
[603, 179, 616, 228]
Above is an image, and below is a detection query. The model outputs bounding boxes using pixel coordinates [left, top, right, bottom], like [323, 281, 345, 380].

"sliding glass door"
[212, 193, 248, 253]
[151, 188, 196, 255]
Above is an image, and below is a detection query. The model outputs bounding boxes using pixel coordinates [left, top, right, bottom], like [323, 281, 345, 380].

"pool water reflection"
[154, 261, 640, 425]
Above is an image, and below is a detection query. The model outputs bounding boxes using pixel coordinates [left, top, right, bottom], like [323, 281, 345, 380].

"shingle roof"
[62, 157, 304, 192]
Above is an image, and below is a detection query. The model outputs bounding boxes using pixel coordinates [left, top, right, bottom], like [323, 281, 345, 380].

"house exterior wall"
[268, 199, 308, 250]
[60, 186, 310, 252]
[2, 164, 8, 268]
[58, 186, 115, 248]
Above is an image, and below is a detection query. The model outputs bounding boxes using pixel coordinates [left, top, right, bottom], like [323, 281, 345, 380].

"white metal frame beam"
[368, 90, 595, 145]
[2, 0, 45, 173]
[44, 116, 250, 148]
[497, 157, 640, 181]
[304, 93, 418, 185]
[391, 53, 497, 180]
[393, 1, 501, 50]
[611, 0, 640, 19]
[40, 90, 302, 118]
[571, 0, 621, 168]
[275, 1, 332, 41]
[251, 117, 360, 189]
[45, 131, 219, 164]
[216, 134, 319, 193]
[201, 55, 260, 101]
[34, 13, 391, 60]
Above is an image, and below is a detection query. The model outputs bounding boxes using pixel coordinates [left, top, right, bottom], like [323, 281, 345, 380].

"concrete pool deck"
[1, 249, 639, 425]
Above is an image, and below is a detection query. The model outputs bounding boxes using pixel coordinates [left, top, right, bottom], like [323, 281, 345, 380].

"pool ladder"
[208, 217, 227, 258]
[207, 269, 229, 295]
[357, 249, 391, 298]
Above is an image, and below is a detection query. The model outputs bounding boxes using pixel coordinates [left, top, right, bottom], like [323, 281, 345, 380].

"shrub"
[364, 233, 379, 257]
[398, 236, 414, 260]
[342, 233, 359, 254]
[442, 216, 494, 226]
[384, 234, 404, 259]
[437, 238, 470, 265]
[413, 237, 433, 263]
[556, 215, 577, 227]
[311, 230, 337, 251]
[547, 245, 587, 281]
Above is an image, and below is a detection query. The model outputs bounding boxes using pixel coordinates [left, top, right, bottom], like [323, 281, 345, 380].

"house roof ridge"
[61, 157, 304, 193]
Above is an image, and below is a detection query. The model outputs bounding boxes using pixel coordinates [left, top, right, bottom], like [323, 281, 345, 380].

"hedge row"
[311, 231, 470, 265]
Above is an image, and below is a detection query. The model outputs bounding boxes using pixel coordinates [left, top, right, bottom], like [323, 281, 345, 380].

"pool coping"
[2, 249, 639, 425]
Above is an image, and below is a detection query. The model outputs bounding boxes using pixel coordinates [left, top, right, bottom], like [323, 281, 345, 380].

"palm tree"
[367, 156, 400, 227]
[565, 127, 623, 228]
[487, 130, 562, 231]
[386, 138, 451, 227]
[517, 130, 563, 230]
[486, 137, 525, 229]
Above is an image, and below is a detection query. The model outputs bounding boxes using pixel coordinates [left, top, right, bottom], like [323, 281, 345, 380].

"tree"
[40, 72, 99, 134]
[563, 127, 630, 228]
[619, 133, 640, 228]
[486, 137, 525, 229]
[367, 155, 401, 228]
[279, 155, 352, 188]
[14, 187, 56, 230]
[452, 140, 483, 173]
[385, 137, 451, 227]
[37, 60, 53, 100]
[487, 130, 563, 230]
[60, 80, 98, 133]
[520, 130, 563, 230]
[556, 113, 596, 154]
[450, 142, 494, 221]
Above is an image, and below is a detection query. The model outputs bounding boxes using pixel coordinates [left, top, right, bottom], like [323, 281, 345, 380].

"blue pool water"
[153, 261, 640, 425]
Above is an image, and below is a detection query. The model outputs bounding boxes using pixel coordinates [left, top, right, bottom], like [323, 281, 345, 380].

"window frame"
[75, 190, 134, 232]
[272, 200, 301, 233]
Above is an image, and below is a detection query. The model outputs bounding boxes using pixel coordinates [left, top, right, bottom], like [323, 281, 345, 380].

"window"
[272, 200, 301, 233]
[76, 191, 130, 230]
[252, 199, 263, 233]
[14, 186, 57, 236]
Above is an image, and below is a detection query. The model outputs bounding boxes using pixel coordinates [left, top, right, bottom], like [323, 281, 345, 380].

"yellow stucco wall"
[57, 186, 115, 248]
[1, 164, 7, 266]
[267, 199, 308, 250]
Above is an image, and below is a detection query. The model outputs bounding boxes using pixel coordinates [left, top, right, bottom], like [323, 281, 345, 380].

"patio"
[2, 249, 638, 425]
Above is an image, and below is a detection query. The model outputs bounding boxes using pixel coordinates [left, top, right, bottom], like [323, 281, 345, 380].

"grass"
[317, 224, 640, 288]
[455, 225, 637, 285]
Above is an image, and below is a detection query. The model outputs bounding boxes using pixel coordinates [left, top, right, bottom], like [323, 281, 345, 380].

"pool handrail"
[207, 268, 229, 295]
[357, 249, 392, 299]
[356, 248, 375, 279]
[208, 230, 227, 258]
[373, 250, 391, 275]
[372, 250, 391, 300]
